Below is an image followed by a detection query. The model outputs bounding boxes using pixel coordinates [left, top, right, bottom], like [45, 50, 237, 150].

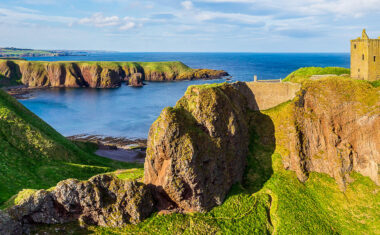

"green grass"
[370, 80, 380, 87]
[0, 89, 142, 206]
[283, 67, 350, 83]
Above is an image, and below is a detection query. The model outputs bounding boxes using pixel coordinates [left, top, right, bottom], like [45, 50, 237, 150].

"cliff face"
[145, 83, 249, 212]
[0, 60, 228, 88]
[280, 78, 380, 188]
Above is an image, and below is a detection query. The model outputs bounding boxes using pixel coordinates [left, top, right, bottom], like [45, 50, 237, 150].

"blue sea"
[21, 53, 350, 138]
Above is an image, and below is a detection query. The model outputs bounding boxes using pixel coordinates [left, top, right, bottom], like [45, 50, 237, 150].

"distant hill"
[0, 47, 69, 58]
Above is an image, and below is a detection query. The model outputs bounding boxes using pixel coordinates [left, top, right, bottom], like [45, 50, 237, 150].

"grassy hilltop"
[0, 67, 379, 234]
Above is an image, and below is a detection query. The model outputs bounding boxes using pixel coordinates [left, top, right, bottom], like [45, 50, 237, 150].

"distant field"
[0, 47, 65, 57]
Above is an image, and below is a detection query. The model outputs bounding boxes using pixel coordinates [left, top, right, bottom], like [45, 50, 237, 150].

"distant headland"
[0, 60, 228, 91]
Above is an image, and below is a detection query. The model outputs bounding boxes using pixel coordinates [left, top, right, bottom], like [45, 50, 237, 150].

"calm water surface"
[21, 53, 350, 138]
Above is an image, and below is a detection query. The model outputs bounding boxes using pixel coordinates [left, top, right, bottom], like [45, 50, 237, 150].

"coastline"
[68, 134, 147, 163]
[2, 85, 35, 100]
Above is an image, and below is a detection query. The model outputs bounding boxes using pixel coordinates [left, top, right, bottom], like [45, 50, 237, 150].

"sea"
[21, 53, 350, 139]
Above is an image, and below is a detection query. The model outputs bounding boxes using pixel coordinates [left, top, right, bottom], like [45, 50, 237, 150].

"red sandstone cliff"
[0, 60, 228, 88]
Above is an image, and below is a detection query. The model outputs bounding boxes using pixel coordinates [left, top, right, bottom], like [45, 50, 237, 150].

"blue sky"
[0, 0, 379, 52]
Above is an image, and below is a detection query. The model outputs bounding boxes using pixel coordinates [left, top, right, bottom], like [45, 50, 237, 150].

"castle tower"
[351, 29, 380, 81]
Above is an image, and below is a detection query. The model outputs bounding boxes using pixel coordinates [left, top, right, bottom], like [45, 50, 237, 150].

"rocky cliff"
[0, 60, 228, 88]
[280, 78, 380, 188]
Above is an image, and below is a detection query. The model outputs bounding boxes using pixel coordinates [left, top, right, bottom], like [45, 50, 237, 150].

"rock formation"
[128, 73, 144, 87]
[144, 83, 250, 212]
[4, 174, 154, 233]
[0, 60, 228, 88]
[281, 78, 380, 188]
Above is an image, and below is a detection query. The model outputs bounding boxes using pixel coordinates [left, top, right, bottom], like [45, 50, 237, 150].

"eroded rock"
[145, 83, 249, 212]
[128, 73, 144, 87]
[283, 78, 380, 188]
[6, 174, 154, 231]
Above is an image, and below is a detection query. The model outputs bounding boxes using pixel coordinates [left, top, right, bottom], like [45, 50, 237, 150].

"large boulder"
[6, 174, 155, 230]
[145, 83, 250, 212]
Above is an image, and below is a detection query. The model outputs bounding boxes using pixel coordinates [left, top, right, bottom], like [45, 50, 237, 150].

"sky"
[0, 0, 379, 52]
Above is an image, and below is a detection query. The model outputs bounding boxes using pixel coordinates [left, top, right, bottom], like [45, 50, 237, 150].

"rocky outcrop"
[282, 78, 380, 188]
[145, 83, 250, 212]
[128, 73, 143, 87]
[0, 60, 228, 88]
[5, 174, 154, 232]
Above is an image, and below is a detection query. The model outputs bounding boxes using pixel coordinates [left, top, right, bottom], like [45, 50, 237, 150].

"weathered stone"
[6, 174, 155, 230]
[0, 210, 22, 235]
[145, 83, 249, 212]
[232, 81, 301, 110]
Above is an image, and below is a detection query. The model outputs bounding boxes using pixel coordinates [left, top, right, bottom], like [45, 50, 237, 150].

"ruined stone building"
[351, 29, 380, 81]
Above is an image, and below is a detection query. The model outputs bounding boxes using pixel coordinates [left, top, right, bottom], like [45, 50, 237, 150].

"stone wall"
[232, 81, 301, 110]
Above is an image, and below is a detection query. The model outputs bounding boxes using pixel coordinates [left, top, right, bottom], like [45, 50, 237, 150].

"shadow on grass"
[226, 82, 276, 196]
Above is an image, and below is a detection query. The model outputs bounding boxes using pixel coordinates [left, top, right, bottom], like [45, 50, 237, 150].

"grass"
[0, 89, 143, 206]
[283, 67, 350, 83]
[370, 80, 380, 87]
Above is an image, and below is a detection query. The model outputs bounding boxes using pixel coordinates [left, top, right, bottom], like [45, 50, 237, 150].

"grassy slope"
[283, 67, 350, 83]
[0, 89, 142, 206]
[34, 77, 379, 234]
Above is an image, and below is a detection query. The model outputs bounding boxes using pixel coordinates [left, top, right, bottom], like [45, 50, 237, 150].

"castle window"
[362, 54, 365, 60]
[374, 56, 376, 62]
[354, 44, 357, 49]
[358, 68, 360, 72]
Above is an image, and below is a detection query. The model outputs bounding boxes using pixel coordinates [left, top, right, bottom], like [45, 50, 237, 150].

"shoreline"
[68, 134, 147, 163]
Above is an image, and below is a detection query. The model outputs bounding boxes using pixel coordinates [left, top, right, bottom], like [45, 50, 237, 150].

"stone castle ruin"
[351, 29, 380, 81]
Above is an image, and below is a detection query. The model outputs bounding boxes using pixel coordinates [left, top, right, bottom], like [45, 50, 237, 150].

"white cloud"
[182, 1, 194, 10]
[78, 13, 138, 31]
[120, 22, 136, 31]
[79, 13, 120, 27]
